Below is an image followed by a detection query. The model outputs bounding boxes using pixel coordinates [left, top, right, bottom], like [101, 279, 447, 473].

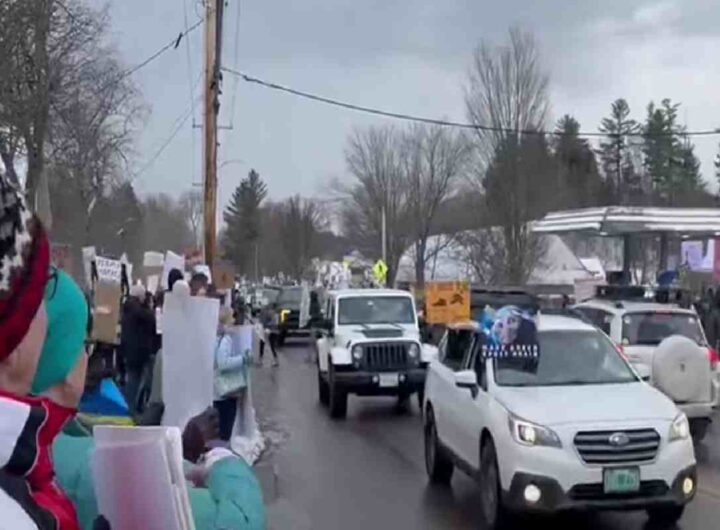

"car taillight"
[708, 348, 719, 370]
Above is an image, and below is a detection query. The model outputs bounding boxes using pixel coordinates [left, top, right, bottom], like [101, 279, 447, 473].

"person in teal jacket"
[53, 431, 265, 530]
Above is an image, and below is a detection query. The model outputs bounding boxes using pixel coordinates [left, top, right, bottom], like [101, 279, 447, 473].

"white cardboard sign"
[95, 257, 122, 284]
[161, 290, 218, 431]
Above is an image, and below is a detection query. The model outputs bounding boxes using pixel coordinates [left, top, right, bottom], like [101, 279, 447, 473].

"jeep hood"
[494, 383, 678, 427]
[336, 323, 420, 345]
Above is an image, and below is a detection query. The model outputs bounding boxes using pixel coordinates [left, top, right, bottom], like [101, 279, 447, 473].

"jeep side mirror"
[454, 370, 479, 398]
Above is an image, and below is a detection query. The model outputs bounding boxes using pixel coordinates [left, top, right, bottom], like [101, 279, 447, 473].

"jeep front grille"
[574, 429, 660, 464]
[362, 343, 409, 371]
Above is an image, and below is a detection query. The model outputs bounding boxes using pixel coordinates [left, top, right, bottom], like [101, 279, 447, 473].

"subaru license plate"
[603, 467, 640, 494]
[378, 373, 399, 388]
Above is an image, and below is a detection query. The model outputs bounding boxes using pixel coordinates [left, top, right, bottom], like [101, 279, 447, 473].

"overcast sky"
[100, 0, 720, 214]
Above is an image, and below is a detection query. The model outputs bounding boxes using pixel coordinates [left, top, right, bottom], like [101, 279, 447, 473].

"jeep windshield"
[338, 296, 415, 325]
[277, 287, 303, 310]
[494, 330, 638, 387]
[622, 311, 705, 346]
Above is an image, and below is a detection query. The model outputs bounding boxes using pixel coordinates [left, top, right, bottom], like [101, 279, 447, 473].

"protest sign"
[92, 281, 122, 344]
[162, 251, 186, 290]
[92, 426, 194, 530]
[426, 281, 470, 324]
[161, 289, 218, 431]
[95, 256, 122, 284]
[212, 260, 235, 290]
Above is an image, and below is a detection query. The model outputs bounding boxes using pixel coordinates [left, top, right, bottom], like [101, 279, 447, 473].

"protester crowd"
[0, 174, 265, 529]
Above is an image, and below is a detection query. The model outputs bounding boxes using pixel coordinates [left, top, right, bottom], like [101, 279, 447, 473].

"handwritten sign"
[95, 257, 122, 284]
[426, 281, 470, 324]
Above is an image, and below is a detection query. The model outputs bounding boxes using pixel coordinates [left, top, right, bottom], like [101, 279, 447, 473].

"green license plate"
[603, 467, 640, 494]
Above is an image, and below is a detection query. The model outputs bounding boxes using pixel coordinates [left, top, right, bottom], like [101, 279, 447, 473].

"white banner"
[162, 251, 186, 290]
[95, 256, 122, 284]
[161, 290, 219, 431]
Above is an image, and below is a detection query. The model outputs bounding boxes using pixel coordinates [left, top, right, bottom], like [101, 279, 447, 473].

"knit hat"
[129, 283, 146, 299]
[0, 177, 50, 360]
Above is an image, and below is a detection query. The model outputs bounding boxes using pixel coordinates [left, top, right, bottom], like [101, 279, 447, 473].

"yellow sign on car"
[426, 281, 470, 324]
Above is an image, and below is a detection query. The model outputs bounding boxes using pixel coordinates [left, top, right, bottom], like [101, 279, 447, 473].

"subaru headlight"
[351, 345, 363, 361]
[508, 414, 562, 448]
[408, 343, 420, 359]
[669, 413, 690, 442]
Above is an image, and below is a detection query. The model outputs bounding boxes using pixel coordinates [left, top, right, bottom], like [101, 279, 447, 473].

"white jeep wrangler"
[316, 289, 437, 419]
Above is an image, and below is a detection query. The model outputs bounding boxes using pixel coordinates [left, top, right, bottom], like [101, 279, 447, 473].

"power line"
[100, 19, 202, 93]
[221, 67, 720, 139]
[134, 106, 195, 180]
[134, 85, 203, 180]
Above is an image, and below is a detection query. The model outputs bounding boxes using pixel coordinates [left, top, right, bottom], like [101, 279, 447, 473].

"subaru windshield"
[494, 330, 638, 387]
[338, 296, 415, 325]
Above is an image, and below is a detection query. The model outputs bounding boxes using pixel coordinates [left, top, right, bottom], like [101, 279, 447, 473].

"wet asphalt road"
[253, 339, 720, 530]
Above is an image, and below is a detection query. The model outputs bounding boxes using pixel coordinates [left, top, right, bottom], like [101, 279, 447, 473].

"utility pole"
[381, 206, 387, 263]
[202, 0, 224, 268]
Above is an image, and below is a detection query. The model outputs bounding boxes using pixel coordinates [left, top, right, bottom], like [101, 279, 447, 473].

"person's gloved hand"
[182, 407, 220, 463]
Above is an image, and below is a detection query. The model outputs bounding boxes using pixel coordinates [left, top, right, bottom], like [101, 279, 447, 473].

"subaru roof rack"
[470, 287, 540, 314]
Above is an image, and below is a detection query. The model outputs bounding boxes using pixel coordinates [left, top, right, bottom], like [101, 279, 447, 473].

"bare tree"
[401, 124, 470, 289]
[340, 125, 410, 284]
[179, 189, 203, 247]
[275, 196, 325, 281]
[464, 28, 552, 284]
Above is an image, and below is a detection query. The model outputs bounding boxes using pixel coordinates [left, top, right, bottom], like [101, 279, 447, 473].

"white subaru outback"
[423, 314, 696, 528]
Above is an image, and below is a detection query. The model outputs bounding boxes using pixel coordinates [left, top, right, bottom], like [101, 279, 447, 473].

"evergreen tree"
[553, 115, 604, 207]
[643, 99, 704, 204]
[597, 99, 640, 203]
[222, 169, 268, 274]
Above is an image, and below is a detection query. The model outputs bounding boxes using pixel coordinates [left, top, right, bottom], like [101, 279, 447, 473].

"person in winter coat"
[703, 290, 720, 351]
[53, 410, 266, 530]
[0, 173, 90, 530]
[213, 306, 249, 441]
[119, 284, 156, 414]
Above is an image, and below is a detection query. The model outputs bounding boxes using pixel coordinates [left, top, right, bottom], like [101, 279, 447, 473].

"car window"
[622, 312, 705, 346]
[494, 330, 638, 387]
[575, 307, 612, 335]
[441, 329, 474, 371]
[337, 296, 415, 325]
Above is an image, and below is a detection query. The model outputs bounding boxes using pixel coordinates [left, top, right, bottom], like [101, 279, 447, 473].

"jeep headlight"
[351, 345, 363, 361]
[508, 414, 562, 448]
[669, 413, 690, 442]
[408, 343, 420, 359]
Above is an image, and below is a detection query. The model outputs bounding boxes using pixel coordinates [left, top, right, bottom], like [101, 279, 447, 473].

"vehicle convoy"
[316, 289, 437, 419]
[274, 285, 311, 346]
[574, 286, 719, 441]
[423, 313, 696, 529]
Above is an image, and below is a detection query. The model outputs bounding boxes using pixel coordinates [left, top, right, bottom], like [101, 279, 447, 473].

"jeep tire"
[318, 369, 329, 406]
[328, 365, 347, 419]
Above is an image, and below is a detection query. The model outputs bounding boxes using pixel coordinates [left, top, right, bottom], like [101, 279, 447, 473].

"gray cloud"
[100, 0, 720, 207]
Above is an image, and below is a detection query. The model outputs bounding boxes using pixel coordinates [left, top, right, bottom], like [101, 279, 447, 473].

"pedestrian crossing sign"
[372, 259, 388, 284]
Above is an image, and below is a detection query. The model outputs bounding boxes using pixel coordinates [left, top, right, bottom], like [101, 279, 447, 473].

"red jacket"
[0, 391, 79, 530]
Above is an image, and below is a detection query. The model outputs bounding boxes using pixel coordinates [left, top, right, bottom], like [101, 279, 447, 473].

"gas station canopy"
[532, 207, 720, 237]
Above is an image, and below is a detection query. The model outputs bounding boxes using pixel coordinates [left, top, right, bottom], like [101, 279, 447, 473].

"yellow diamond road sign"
[373, 259, 388, 283]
